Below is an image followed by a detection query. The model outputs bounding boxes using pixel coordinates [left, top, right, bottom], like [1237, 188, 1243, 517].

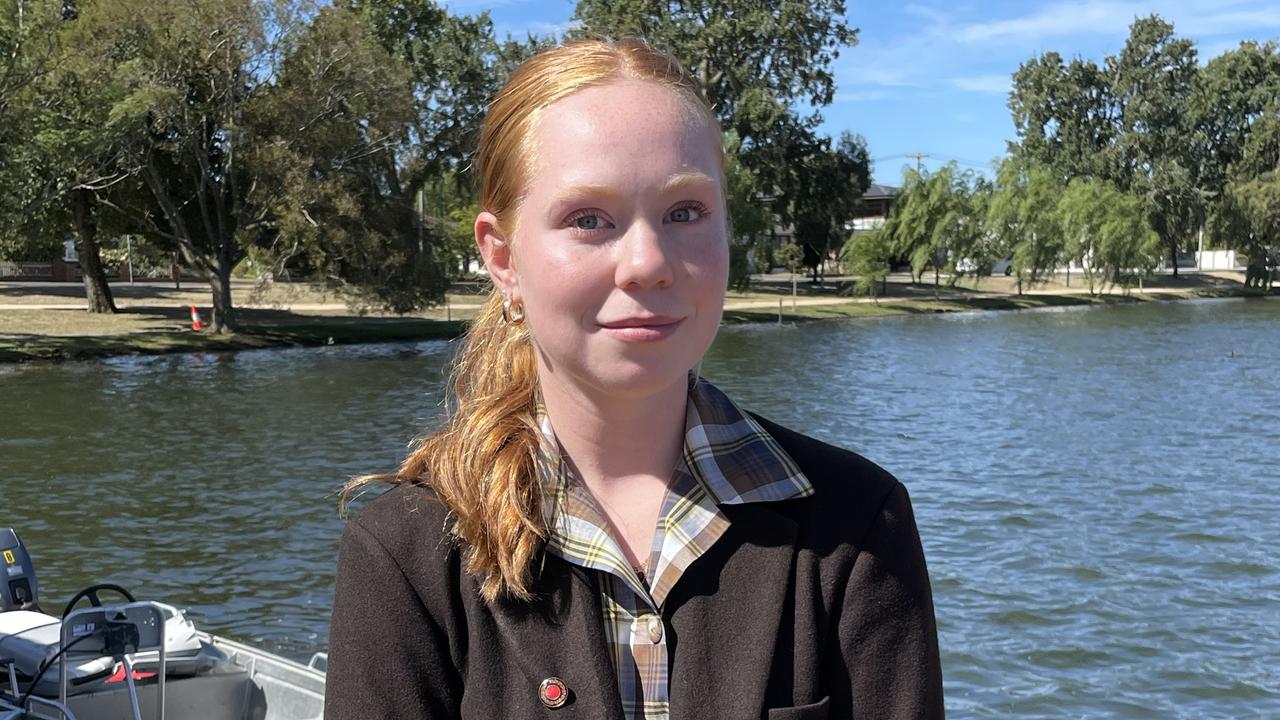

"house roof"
[862, 184, 900, 201]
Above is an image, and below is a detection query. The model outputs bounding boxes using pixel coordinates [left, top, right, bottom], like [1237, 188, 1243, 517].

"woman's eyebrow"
[547, 172, 718, 209]
[660, 172, 718, 195]
[548, 184, 626, 208]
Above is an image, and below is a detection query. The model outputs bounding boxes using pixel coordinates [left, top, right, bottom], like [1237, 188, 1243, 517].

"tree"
[879, 162, 981, 297]
[0, 0, 58, 253]
[775, 240, 803, 307]
[879, 169, 927, 284]
[788, 131, 870, 283]
[256, 3, 447, 313]
[1233, 102, 1280, 180]
[571, 0, 855, 149]
[351, 0, 550, 289]
[63, 0, 306, 333]
[357, 0, 545, 184]
[841, 227, 890, 302]
[723, 132, 771, 291]
[1111, 18, 1206, 275]
[1095, 191, 1164, 293]
[1211, 174, 1280, 289]
[1, 0, 124, 312]
[1008, 51, 1114, 180]
[1058, 178, 1162, 294]
[1008, 16, 1206, 276]
[1194, 41, 1280, 279]
[986, 158, 1065, 294]
[1192, 41, 1280, 194]
[950, 176, 997, 285]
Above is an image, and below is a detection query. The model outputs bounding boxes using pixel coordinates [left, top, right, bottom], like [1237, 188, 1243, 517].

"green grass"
[0, 318, 467, 363]
[720, 286, 1250, 325]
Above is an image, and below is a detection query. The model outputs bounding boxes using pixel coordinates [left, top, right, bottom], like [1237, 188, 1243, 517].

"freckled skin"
[506, 80, 729, 399]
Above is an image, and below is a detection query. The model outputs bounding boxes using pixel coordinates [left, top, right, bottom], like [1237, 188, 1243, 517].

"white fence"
[1195, 250, 1239, 270]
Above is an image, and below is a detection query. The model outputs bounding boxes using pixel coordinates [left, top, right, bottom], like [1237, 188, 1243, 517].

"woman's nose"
[615, 221, 675, 290]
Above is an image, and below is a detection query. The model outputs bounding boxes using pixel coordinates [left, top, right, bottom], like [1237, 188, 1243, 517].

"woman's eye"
[565, 211, 611, 232]
[666, 204, 707, 224]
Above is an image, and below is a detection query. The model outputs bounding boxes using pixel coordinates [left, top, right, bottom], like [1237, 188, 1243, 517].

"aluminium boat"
[1, 528, 326, 720]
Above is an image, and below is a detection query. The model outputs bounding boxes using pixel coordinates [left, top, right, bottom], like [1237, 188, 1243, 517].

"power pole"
[906, 153, 929, 174]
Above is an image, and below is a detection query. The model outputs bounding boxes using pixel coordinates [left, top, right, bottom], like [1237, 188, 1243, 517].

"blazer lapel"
[666, 501, 801, 720]
[488, 555, 625, 720]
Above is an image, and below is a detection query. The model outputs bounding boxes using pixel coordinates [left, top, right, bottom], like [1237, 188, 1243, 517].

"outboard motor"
[0, 529, 39, 612]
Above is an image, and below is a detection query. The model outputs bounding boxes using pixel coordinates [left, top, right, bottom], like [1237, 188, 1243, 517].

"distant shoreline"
[1, 274, 1269, 364]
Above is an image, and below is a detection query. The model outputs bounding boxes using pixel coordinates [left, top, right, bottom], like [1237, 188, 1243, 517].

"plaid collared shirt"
[536, 379, 813, 720]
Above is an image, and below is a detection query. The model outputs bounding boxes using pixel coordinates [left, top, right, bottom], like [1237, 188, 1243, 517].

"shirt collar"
[681, 379, 813, 505]
[534, 378, 813, 518]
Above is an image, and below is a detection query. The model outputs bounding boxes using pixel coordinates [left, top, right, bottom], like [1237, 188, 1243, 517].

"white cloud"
[838, 30, 940, 88]
[950, 74, 1012, 94]
[958, 0, 1280, 44]
[959, 2, 1141, 43]
[903, 3, 950, 26]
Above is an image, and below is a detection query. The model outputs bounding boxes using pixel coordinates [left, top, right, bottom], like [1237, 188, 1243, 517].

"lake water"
[3, 297, 1278, 718]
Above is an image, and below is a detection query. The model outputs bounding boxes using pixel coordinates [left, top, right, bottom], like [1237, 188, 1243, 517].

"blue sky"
[445, 1, 1280, 184]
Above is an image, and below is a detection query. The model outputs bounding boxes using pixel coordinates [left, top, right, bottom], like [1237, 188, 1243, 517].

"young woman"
[325, 39, 943, 720]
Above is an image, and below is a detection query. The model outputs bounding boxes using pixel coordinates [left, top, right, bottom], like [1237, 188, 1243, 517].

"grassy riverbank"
[0, 272, 1264, 363]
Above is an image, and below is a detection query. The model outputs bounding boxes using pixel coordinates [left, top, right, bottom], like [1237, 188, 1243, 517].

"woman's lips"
[598, 316, 684, 342]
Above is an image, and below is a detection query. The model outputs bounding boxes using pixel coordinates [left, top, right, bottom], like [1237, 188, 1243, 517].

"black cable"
[15, 632, 100, 709]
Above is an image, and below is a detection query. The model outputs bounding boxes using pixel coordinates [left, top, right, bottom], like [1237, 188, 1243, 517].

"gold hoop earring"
[501, 295, 526, 325]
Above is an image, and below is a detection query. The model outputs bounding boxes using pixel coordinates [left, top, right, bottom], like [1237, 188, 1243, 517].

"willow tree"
[986, 159, 1065, 295]
[1058, 179, 1162, 294]
[841, 227, 891, 302]
[880, 163, 984, 297]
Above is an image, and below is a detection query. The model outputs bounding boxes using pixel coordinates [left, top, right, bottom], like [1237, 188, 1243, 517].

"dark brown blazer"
[325, 415, 944, 719]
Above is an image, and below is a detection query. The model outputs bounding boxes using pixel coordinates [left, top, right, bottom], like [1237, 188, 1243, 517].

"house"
[848, 184, 899, 233]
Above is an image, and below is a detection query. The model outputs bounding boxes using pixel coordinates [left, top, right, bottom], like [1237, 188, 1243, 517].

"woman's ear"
[475, 211, 518, 295]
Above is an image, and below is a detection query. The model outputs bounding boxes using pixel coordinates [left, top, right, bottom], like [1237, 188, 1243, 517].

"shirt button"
[646, 615, 663, 644]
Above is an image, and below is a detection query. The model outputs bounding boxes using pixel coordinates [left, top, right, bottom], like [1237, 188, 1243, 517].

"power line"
[873, 151, 997, 173]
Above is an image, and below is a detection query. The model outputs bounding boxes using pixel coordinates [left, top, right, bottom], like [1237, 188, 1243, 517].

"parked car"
[955, 258, 1014, 276]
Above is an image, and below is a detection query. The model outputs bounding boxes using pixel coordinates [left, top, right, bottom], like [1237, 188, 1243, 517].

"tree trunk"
[1169, 243, 1179, 278]
[71, 189, 117, 314]
[207, 261, 236, 334]
[933, 264, 940, 300]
